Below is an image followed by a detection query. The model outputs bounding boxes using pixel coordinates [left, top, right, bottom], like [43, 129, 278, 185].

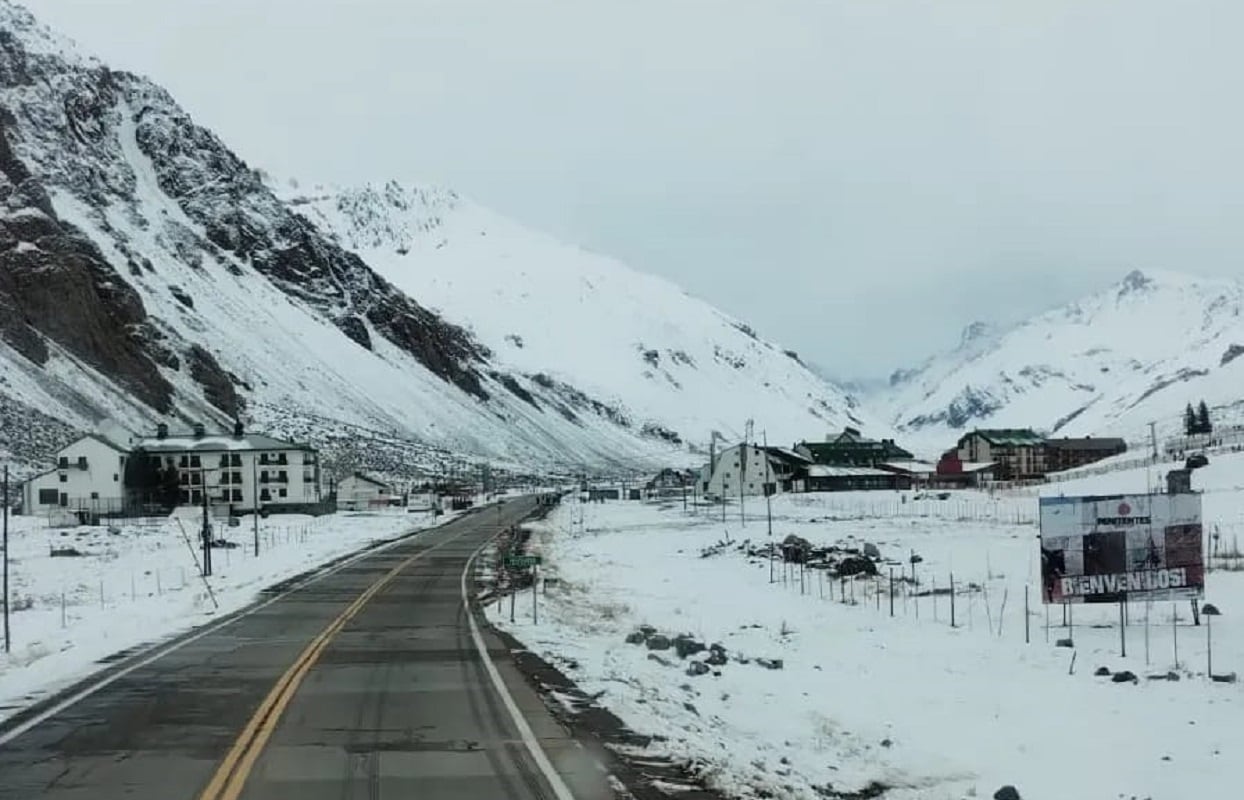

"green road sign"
[505, 554, 542, 568]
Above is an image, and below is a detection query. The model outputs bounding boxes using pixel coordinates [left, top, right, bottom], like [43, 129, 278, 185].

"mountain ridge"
[882, 268, 1244, 453]
[0, 0, 867, 478]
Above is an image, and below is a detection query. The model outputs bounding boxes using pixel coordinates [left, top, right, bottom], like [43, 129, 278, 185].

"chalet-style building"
[336, 472, 393, 511]
[956, 428, 1045, 481]
[795, 427, 914, 467]
[22, 422, 321, 520]
[703, 443, 812, 500]
[21, 434, 129, 517]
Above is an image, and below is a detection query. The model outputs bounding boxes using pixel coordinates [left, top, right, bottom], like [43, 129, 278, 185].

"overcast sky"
[25, 0, 1244, 379]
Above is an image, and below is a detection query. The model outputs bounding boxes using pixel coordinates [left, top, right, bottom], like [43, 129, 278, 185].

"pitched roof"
[967, 429, 1045, 447]
[1045, 437, 1127, 451]
[348, 472, 390, 488]
[764, 447, 813, 465]
[135, 431, 312, 453]
[806, 464, 895, 478]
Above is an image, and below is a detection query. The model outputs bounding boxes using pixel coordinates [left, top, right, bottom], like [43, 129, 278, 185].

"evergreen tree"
[1185, 403, 1197, 435]
[1197, 400, 1212, 435]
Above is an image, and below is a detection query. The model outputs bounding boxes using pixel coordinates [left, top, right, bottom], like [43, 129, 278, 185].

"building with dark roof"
[1044, 436, 1127, 473]
[794, 427, 914, 468]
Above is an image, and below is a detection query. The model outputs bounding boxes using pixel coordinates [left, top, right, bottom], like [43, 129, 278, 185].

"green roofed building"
[794, 427, 914, 468]
[956, 428, 1046, 481]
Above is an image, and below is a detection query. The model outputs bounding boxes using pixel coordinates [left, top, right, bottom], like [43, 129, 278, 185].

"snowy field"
[492, 467, 1243, 800]
[0, 506, 453, 722]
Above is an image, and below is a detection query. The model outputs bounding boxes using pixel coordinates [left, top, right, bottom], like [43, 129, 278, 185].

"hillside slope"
[284, 181, 867, 451]
[0, 1, 864, 476]
[882, 269, 1244, 452]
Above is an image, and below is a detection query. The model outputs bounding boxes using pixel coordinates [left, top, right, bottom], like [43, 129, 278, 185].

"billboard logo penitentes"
[1038, 493, 1204, 604]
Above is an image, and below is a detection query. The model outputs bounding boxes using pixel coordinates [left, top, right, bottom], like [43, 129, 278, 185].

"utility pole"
[1149, 421, 1158, 461]
[200, 467, 212, 577]
[252, 454, 260, 557]
[3, 465, 10, 654]
[763, 431, 775, 583]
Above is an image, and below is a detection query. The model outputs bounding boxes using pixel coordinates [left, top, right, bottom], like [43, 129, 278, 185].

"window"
[191, 472, 202, 485]
[190, 455, 201, 468]
[278, 488, 287, 498]
[77, 456, 87, 468]
[260, 489, 271, 501]
[231, 489, 243, 502]
[191, 490, 201, 504]
[219, 455, 229, 468]
[179, 456, 188, 468]
[260, 471, 269, 483]
[58, 456, 68, 469]
[179, 490, 190, 503]
[230, 454, 242, 467]
[59, 474, 67, 483]
[278, 470, 287, 483]
[90, 491, 98, 499]
[38, 488, 58, 504]
[113, 474, 118, 482]
[59, 493, 67, 507]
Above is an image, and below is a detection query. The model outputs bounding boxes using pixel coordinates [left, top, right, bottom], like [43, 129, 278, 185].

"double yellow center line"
[196, 526, 479, 800]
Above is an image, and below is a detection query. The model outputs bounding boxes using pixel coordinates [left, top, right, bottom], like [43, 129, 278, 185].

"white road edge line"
[0, 515, 464, 748]
[461, 531, 577, 800]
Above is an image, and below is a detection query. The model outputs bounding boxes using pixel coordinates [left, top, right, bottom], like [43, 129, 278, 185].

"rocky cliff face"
[0, 1, 867, 474]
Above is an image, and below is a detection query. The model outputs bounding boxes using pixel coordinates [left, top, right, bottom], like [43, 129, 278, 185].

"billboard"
[1038, 493, 1203, 604]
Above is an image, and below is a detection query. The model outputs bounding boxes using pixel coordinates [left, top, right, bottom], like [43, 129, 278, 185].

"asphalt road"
[0, 496, 616, 800]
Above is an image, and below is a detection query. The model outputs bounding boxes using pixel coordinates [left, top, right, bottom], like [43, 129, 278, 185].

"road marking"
[461, 532, 578, 800]
[198, 520, 494, 800]
[0, 517, 466, 749]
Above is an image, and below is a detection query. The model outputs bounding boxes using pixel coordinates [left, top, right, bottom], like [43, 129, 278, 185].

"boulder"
[993, 786, 1021, 800]
[756, 657, 784, 670]
[1055, 638, 1074, 648]
[1111, 670, 1138, 684]
[625, 631, 646, 645]
[685, 661, 710, 677]
[646, 634, 672, 651]
[781, 535, 813, 563]
[706, 649, 729, 667]
[639, 624, 657, 636]
[1093, 667, 1111, 677]
[836, 556, 878, 577]
[673, 635, 706, 659]
[863, 542, 881, 560]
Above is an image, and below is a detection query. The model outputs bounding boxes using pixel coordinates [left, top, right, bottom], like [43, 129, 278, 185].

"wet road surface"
[0, 497, 614, 800]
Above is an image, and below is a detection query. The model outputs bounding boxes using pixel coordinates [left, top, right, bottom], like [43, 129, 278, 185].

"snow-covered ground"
[0, 506, 453, 721]
[492, 469, 1242, 799]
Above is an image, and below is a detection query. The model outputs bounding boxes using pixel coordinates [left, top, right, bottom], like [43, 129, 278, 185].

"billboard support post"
[1144, 601, 1151, 665]
[1024, 585, 1030, 644]
[1206, 611, 1212, 677]
[949, 573, 956, 628]
[1119, 601, 1126, 658]
[1172, 602, 1179, 669]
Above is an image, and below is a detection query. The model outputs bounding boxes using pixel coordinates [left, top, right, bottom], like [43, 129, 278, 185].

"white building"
[703, 443, 810, 500]
[135, 422, 320, 511]
[22, 434, 130, 517]
[336, 473, 393, 511]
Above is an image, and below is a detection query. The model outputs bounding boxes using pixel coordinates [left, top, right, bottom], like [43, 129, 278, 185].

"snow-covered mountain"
[883, 269, 1244, 453]
[0, 1, 865, 477]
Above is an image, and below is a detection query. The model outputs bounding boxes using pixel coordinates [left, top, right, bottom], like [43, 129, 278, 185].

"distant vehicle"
[1186, 453, 1209, 469]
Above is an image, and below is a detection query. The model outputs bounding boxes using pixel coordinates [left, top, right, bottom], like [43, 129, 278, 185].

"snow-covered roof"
[136, 433, 311, 453]
[960, 461, 996, 473]
[58, 433, 129, 455]
[805, 465, 894, 478]
[881, 460, 937, 475]
[765, 447, 813, 464]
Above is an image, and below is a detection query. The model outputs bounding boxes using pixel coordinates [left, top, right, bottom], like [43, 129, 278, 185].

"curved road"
[0, 496, 615, 800]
